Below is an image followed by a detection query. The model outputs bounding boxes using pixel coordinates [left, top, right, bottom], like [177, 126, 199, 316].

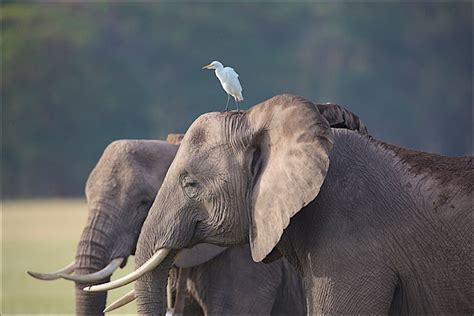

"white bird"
[202, 60, 244, 111]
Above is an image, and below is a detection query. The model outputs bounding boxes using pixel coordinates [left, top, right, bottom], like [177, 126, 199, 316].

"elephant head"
[28, 137, 230, 315]
[28, 139, 178, 315]
[86, 94, 339, 314]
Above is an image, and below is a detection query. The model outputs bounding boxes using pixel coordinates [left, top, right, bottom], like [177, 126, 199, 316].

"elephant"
[27, 137, 306, 315]
[28, 139, 179, 315]
[28, 101, 371, 315]
[89, 94, 472, 315]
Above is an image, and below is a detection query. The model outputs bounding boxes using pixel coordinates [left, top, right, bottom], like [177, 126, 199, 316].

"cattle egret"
[202, 61, 244, 111]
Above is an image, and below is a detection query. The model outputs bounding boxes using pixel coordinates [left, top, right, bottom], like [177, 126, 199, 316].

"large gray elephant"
[89, 94, 472, 315]
[28, 101, 368, 315]
[27, 138, 306, 315]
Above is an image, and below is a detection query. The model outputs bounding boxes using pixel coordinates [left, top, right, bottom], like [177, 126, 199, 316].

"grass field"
[2, 199, 136, 315]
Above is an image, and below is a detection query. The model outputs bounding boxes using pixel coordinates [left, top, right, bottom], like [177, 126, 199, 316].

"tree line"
[2, 2, 471, 197]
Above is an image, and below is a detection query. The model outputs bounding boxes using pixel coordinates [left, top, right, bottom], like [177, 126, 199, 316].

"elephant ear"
[316, 103, 369, 135]
[173, 244, 227, 268]
[245, 94, 334, 262]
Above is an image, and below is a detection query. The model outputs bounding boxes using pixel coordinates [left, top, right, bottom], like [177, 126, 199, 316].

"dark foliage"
[2, 2, 472, 197]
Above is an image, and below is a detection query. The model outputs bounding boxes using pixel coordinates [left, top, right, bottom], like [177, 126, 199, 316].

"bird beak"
[202, 64, 212, 70]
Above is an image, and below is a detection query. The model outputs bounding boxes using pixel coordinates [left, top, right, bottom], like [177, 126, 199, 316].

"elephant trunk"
[135, 250, 176, 315]
[75, 282, 108, 316]
[74, 213, 114, 316]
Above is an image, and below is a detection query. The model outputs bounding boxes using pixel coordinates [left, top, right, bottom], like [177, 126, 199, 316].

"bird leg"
[235, 98, 240, 113]
[224, 94, 230, 112]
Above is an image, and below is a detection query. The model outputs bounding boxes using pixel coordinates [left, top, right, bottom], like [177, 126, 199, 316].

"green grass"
[2, 199, 136, 315]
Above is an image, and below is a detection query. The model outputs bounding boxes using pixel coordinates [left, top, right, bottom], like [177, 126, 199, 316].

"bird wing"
[224, 67, 239, 78]
[223, 68, 242, 93]
[216, 66, 243, 98]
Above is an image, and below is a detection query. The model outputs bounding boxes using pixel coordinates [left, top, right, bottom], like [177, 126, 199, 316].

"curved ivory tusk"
[59, 257, 124, 283]
[103, 289, 136, 313]
[27, 261, 75, 281]
[84, 248, 171, 292]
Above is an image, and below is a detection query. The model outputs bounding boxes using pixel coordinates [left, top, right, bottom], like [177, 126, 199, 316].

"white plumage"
[202, 60, 244, 111]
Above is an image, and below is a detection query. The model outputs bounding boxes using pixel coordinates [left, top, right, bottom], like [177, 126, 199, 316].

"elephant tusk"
[103, 289, 136, 313]
[59, 257, 124, 283]
[27, 261, 75, 281]
[83, 248, 171, 292]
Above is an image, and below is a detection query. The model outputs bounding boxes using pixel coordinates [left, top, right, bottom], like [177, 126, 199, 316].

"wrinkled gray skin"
[75, 140, 177, 315]
[69, 139, 306, 315]
[135, 94, 472, 315]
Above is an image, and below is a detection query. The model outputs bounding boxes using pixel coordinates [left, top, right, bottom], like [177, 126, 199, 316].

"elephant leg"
[173, 268, 203, 316]
[174, 268, 190, 314]
[182, 294, 203, 316]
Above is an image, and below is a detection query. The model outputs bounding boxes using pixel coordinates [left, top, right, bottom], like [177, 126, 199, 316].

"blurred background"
[1, 2, 472, 314]
[3, 2, 472, 199]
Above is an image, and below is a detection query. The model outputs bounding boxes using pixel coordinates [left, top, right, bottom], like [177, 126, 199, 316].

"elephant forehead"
[184, 112, 237, 148]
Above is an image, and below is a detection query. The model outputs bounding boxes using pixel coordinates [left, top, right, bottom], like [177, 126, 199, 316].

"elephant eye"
[182, 176, 200, 198]
[138, 200, 152, 210]
[183, 179, 198, 188]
